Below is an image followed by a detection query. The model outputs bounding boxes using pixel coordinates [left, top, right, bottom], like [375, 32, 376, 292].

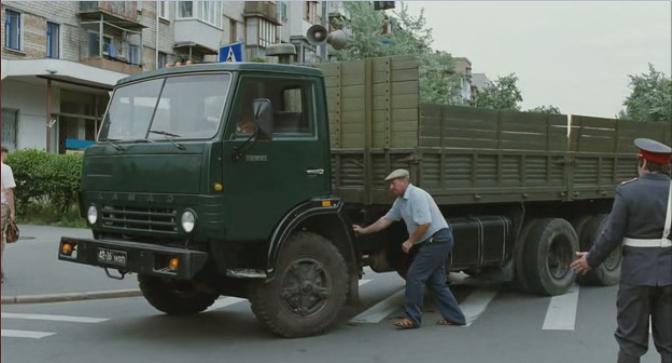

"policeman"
[571, 138, 672, 363]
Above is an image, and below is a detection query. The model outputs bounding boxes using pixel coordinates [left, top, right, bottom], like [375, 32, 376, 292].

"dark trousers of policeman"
[403, 228, 466, 327]
[616, 284, 672, 363]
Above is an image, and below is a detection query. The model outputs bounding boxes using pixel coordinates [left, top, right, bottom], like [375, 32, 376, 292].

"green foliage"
[333, 2, 462, 105]
[475, 74, 523, 111]
[5, 150, 83, 219]
[527, 105, 561, 114]
[619, 64, 672, 123]
[420, 52, 464, 105]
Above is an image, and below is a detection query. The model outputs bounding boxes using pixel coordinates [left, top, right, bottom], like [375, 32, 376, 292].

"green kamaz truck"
[58, 55, 671, 337]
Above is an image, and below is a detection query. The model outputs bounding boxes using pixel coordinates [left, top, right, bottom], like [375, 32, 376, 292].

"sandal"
[393, 318, 418, 329]
[436, 318, 464, 326]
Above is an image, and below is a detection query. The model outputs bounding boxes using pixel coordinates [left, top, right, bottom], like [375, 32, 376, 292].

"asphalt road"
[0, 225, 665, 363]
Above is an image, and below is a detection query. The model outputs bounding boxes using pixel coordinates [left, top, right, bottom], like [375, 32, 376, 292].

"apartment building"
[1, 1, 330, 154]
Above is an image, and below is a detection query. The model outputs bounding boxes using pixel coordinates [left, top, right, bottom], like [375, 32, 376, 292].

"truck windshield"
[99, 73, 231, 141]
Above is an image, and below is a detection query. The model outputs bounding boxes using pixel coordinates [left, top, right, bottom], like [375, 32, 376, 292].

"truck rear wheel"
[576, 215, 621, 286]
[523, 218, 579, 296]
[249, 232, 348, 338]
[138, 274, 218, 315]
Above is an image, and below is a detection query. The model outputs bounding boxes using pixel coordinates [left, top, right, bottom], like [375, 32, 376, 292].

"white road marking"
[543, 285, 580, 331]
[207, 279, 373, 312]
[349, 289, 405, 324]
[207, 297, 247, 311]
[1, 313, 108, 324]
[459, 288, 499, 327]
[1, 329, 55, 339]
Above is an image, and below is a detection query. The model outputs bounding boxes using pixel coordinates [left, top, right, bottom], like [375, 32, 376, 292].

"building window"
[229, 19, 237, 43]
[258, 19, 277, 48]
[1, 109, 18, 151]
[47, 22, 60, 58]
[305, 1, 318, 23]
[178, 1, 193, 18]
[158, 0, 169, 20]
[128, 44, 140, 65]
[4, 9, 22, 51]
[177, 0, 222, 28]
[158, 51, 167, 68]
[278, 1, 288, 22]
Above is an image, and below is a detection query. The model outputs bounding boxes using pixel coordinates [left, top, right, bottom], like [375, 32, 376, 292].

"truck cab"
[59, 63, 358, 338]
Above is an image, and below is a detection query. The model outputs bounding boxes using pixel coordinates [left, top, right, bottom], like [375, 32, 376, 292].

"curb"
[1, 289, 142, 305]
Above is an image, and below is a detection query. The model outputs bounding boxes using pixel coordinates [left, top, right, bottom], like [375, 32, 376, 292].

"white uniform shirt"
[1, 162, 16, 205]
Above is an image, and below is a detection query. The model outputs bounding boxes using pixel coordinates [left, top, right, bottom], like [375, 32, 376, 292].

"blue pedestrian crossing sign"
[219, 42, 244, 63]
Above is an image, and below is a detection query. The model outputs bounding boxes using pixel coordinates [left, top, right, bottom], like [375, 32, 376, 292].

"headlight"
[181, 210, 196, 233]
[87, 205, 98, 225]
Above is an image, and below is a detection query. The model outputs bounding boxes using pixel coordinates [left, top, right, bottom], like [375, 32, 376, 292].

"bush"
[5, 149, 83, 218]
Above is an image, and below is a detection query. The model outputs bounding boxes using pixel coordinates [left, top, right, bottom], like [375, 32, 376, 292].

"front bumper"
[58, 237, 208, 280]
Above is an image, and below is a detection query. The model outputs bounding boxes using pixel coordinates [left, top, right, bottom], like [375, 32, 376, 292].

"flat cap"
[634, 138, 671, 164]
[384, 169, 410, 182]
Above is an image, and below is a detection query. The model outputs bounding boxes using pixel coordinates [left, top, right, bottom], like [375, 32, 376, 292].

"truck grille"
[100, 205, 178, 233]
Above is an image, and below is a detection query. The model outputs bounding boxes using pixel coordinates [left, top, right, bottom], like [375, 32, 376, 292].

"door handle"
[305, 168, 324, 176]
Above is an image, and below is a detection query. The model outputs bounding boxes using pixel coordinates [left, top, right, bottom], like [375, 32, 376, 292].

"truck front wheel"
[249, 232, 348, 338]
[523, 218, 579, 296]
[138, 274, 218, 315]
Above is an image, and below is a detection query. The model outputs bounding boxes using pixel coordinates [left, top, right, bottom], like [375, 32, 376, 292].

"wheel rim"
[547, 234, 574, 280]
[280, 258, 331, 317]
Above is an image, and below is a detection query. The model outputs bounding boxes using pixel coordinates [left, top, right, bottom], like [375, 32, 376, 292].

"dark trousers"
[616, 284, 672, 363]
[403, 228, 466, 326]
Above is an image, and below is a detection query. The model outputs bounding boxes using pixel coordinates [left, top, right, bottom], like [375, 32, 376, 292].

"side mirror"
[253, 98, 273, 141]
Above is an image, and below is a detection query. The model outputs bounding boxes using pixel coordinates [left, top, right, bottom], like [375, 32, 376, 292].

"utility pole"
[320, 1, 327, 62]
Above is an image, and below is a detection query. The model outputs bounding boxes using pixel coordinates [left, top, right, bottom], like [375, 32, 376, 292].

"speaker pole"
[320, 1, 327, 62]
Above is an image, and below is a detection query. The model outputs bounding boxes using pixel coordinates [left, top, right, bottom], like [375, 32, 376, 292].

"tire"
[249, 232, 348, 338]
[138, 274, 218, 315]
[512, 221, 536, 292]
[576, 215, 621, 286]
[522, 218, 579, 296]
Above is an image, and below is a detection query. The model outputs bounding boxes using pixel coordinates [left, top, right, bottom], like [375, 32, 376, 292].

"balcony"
[80, 57, 142, 74]
[78, 1, 145, 30]
[243, 2, 280, 25]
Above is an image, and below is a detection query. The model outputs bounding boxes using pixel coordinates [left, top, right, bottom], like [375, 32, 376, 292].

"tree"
[475, 74, 523, 111]
[332, 3, 463, 105]
[619, 64, 672, 123]
[527, 105, 561, 114]
[332, 2, 431, 60]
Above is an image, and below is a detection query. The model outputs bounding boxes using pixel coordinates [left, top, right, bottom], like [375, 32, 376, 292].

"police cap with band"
[384, 169, 410, 182]
[634, 138, 672, 164]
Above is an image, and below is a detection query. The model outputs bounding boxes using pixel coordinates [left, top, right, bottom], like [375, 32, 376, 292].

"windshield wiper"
[149, 130, 186, 150]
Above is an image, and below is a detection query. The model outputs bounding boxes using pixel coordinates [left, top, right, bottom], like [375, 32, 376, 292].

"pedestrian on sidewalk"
[571, 138, 672, 363]
[1, 146, 17, 284]
[353, 169, 466, 329]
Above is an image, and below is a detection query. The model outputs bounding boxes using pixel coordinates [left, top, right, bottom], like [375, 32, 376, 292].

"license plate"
[97, 248, 127, 267]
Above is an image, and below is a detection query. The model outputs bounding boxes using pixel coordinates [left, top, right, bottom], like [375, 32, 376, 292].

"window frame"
[5, 9, 22, 51]
[176, 0, 222, 29]
[128, 43, 141, 65]
[227, 75, 319, 141]
[158, 0, 170, 20]
[46, 22, 60, 59]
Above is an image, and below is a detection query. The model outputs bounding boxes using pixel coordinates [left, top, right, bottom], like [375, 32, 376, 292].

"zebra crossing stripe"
[543, 285, 580, 331]
[459, 288, 499, 327]
[207, 280, 373, 312]
[349, 289, 405, 324]
[1, 313, 108, 324]
[207, 297, 247, 311]
[1, 329, 55, 339]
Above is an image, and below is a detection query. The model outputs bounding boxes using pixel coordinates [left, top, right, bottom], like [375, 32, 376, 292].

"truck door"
[221, 75, 330, 241]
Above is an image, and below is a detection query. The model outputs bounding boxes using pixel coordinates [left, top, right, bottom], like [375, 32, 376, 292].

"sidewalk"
[1, 225, 140, 304]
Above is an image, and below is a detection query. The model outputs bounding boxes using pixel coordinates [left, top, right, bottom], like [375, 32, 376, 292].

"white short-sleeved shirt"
[383, 184, 448, 242]
[1, 162, 16, 205]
